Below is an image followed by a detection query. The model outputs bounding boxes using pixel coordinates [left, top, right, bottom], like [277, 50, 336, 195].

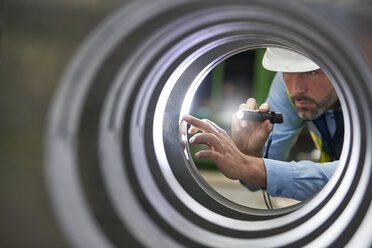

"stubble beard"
[293, 93, 339, 121]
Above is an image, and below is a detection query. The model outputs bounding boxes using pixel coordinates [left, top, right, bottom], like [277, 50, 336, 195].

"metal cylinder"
[45, 0, 372, 247]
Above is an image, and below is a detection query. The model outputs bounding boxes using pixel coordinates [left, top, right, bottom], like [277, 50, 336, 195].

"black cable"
[263, 125, 274, 159]
[263, 124, 275, 209]
[262, 190, 271, 210]
[266, 191, 274, 209]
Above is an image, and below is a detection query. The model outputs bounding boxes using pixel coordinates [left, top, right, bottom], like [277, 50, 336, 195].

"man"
[183, 47, 343, 201]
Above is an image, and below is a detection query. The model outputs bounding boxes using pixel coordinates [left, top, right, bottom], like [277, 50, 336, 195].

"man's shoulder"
[268, 73, 292, 107]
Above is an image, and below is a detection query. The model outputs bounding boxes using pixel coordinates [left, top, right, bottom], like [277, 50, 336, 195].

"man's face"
[283, 69, 339, 120]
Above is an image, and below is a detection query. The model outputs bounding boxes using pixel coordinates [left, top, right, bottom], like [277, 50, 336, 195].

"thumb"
[259, 103, 270, 112]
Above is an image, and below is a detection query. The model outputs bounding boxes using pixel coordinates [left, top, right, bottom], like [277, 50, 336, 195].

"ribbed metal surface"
[45, 0, 372, 247]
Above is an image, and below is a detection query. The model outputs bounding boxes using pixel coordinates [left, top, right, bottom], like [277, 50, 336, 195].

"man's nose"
[290, 74, 307, 94]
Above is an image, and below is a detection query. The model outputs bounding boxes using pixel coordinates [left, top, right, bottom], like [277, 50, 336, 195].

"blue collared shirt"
[263, 73, 338, 201]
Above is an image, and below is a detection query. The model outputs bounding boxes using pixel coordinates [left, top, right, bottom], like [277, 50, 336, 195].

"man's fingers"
[235, 108, 249, 128]
[246, 98, 258, 109]
[238, 103, 248, 110]
[259, 102, 270, 113]
[183, 114, 216, 134]
[189, 133, 222, 151]
[237, 98, 261, 128]
[256, 120, 272, 140]
[188, 125, 199, 134]
[195, 150, 220, 161]
[264, 119, 273, 133]
[231, 113, 241, 132]
[204, 119, 226, 134]
[240, 120, 248, 128]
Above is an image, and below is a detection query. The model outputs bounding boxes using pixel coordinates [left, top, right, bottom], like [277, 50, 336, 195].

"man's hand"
[183, 114, 267, 187]
[231, 98, 272, 157]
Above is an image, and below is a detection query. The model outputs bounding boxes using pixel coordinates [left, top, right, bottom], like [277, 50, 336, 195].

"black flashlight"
[236, 109, 283, 124]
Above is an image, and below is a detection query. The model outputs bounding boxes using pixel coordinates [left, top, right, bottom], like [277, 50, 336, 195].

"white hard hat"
[262, 47, 320, 73]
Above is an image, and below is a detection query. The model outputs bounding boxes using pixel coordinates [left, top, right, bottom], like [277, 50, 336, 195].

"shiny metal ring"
[45, 0, 372, 247]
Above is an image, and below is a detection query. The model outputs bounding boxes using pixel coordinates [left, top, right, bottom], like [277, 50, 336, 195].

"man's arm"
[183, 114, 268, 187]
[184, 114, 338, 201]
[263, 73, 338, 200]
[264, 159, 338, 201]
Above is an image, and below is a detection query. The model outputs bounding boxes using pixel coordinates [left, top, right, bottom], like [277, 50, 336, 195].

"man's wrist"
[241, 156, 267, 188]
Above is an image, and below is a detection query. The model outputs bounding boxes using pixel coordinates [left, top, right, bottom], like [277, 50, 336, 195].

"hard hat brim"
[262, 47, 320, 73]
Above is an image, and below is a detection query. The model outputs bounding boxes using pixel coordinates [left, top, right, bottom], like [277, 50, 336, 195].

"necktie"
[312, 109, 344, 161]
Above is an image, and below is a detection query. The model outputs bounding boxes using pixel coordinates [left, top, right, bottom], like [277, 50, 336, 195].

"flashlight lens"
[236, 110, 244, 120]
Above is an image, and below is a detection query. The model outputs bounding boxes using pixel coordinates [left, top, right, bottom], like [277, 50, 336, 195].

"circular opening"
[179, 47, 345, 210]
[151, 37, 350, 225]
